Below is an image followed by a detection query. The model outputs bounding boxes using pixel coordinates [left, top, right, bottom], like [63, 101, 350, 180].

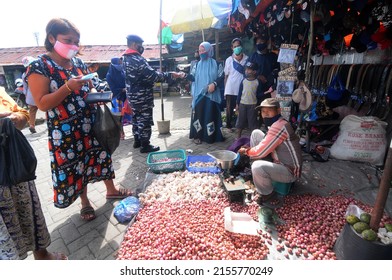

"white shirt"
[224, 54, 248, 96]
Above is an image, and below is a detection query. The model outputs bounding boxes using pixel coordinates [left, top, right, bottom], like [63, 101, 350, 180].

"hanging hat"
[292, 82, 312, 111]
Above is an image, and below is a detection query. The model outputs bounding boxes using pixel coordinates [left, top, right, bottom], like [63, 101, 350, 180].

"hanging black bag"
[92, 104, 121, 154]
[0, 118, 37, 186]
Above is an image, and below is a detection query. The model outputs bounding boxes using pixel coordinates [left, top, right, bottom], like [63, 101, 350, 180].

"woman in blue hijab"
[186, 42, 225, 144]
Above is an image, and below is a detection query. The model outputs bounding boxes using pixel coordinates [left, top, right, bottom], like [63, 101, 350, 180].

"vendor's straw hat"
[292, 82, 312, 112]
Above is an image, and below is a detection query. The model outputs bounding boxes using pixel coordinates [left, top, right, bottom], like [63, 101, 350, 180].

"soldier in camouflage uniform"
[123, 35, 180, 153]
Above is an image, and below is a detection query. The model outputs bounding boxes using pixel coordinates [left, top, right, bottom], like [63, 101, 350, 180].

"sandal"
[106, 188, 132, 199]
[80, 206, 96, 221]
[193, 139, 202, 145]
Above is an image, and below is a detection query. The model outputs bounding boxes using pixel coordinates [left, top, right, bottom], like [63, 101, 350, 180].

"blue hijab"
[191, 42, 221, 108]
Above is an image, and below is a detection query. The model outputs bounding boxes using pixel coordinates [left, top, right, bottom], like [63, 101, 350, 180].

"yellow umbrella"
[169, 0, 219, 35]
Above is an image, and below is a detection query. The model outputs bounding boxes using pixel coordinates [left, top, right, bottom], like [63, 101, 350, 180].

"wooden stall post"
[370, 140, 392, 230]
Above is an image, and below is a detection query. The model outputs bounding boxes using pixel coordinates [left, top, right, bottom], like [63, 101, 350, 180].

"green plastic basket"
[272, 181, 293, 196]
[147, 149, 186, 173]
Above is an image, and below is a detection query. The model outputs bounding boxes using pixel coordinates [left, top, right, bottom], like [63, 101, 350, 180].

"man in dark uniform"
[247, 33, 279, 98]
[123, 34, 182, 153]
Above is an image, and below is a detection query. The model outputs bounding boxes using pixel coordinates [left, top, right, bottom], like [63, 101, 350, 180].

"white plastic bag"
[345, 204, 365, 218]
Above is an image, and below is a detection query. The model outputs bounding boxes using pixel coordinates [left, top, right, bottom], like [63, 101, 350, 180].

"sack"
[113, 196, 141, 223]
[93, 104, 121, 154]
[330, 115, 388, 165]
[0, 118, 37, 185]
[85, 91, 113, 104]
[326, 75, 350, 108]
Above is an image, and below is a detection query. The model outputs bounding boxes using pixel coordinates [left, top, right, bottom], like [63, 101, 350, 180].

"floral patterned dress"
[26, 54, 115, 208]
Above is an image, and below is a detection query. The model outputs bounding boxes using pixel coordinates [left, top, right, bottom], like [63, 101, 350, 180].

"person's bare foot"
[33, 249, 68, 260]
[106, 187, 132, 199]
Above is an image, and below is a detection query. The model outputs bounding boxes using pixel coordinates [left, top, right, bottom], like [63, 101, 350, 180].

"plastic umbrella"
[168, 0, 231, 40]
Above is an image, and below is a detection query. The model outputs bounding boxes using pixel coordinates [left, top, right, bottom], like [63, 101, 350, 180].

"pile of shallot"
[117, 171, 392, 260]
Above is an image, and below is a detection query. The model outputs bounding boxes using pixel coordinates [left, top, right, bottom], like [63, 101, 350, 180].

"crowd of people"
[0, 17, 303, 260]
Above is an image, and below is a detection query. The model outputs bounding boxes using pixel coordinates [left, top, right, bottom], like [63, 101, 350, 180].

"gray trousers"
[250, 129, 296, 195]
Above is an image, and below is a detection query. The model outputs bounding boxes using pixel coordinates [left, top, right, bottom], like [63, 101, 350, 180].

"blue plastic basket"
[186, 155, 221, 173]
[147, 149, 186, 173]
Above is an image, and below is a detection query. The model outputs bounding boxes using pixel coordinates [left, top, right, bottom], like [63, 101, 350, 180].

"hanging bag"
[0, 118, 37, 186]
[92, 104, 121, 154]
[326, 75, 350, 108]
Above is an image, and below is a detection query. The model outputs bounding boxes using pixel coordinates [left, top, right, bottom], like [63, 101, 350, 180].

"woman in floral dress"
[26, 18, 130, 221]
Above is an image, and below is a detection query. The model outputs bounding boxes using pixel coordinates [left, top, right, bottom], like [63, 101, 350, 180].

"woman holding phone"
[26, 18, 131, 222]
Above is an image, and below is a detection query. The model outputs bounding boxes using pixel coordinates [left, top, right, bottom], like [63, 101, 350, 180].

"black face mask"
[137, 46, 144, 55]
[263, 114, 281, 127]
[257, 43, 268, 52]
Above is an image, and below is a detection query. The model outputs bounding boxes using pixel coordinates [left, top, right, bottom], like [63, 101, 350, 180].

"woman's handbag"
[92, 104, 121, 154]
[0, 118, 37, 186]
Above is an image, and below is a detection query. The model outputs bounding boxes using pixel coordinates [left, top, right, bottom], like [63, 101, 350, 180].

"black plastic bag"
[92, 104, 121, 154]
[0, 118, 37, 186]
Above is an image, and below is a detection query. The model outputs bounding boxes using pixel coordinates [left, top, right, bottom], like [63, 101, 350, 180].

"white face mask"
[54, 40, 79, 59]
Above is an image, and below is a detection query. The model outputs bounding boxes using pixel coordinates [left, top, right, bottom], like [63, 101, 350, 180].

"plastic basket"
[272, 181, 292, 196]
[186, 155, 221, 173]
[147, 149, 186, 173]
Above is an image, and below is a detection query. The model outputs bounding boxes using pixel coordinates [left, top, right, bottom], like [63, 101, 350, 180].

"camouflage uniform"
[123, 50, 172, 148]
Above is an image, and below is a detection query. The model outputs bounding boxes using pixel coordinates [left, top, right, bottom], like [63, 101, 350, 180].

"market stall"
[116, 0, 392, 261]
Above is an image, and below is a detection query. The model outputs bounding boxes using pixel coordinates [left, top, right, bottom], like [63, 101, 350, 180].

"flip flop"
[193, 139, 202, 145]
[80, 206, 96, 221]
[106, 188, 132, 199]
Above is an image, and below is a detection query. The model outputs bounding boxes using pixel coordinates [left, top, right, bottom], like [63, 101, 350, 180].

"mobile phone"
[80, 73, 97, 81]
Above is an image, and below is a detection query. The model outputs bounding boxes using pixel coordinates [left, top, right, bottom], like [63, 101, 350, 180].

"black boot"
[140, 143, 160, 153]
[133, 136, 141, 148]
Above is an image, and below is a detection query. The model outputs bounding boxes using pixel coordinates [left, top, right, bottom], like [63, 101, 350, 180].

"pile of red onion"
[117, 172, 392, 260]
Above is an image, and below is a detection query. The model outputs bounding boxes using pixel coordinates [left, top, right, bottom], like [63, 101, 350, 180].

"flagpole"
[159, 0, 164, 121]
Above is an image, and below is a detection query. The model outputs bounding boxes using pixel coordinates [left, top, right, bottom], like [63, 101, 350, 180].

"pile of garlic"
[138, 171, 224, 204]
[377, 227, 392, 244]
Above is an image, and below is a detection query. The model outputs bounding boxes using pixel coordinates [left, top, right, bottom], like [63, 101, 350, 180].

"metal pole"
[305, 3, 314, 84]
[159, 0, 165, 121]
[370, 140, 392, 230]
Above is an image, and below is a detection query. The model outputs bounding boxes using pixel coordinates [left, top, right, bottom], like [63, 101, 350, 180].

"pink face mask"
[54, 40, 79, 59]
